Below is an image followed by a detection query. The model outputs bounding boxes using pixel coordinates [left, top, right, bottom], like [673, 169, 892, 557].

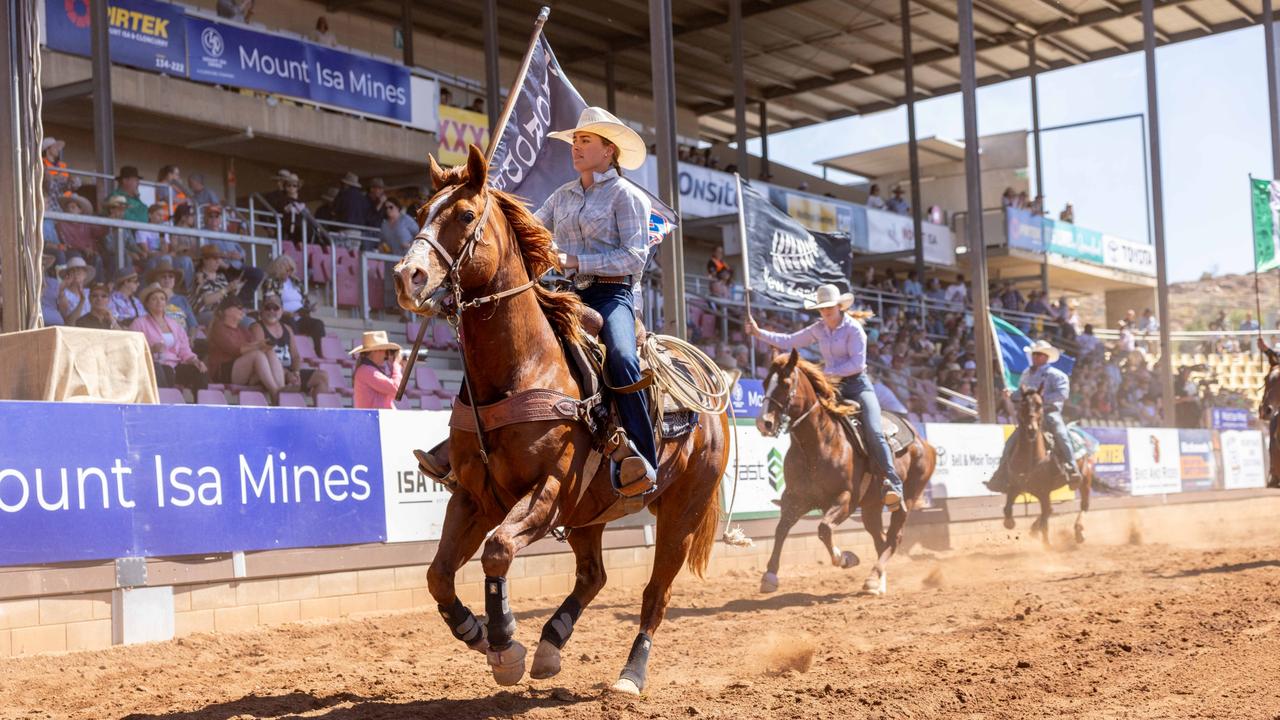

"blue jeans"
[838, 374, 904, 490]
[578, 282, 657, 469]
[1001, 409, 1074, 466]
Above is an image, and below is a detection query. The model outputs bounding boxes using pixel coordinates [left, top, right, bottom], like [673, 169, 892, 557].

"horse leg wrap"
[439, 598, 486, 652]
[484, 576, 517, 650]
[614, 632, 653, 694]
[539, 596, 583, 650]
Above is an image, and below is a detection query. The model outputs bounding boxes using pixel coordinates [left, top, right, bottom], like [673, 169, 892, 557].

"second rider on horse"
[986, 339, 1082, 493]
[746, 284, 906, 510]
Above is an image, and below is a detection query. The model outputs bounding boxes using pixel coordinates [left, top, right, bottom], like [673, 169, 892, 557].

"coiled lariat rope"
[638, 333, 753, 548]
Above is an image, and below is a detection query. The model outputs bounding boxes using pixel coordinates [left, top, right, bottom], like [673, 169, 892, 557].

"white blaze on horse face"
[398, 186, 464, 307]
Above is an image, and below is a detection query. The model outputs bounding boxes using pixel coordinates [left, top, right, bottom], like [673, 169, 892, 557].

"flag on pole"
[486, 33, 677, 245]
[1251, 178, 1280, 272]
[991, 314, 1075, 389]
[739, 180, 851, 310]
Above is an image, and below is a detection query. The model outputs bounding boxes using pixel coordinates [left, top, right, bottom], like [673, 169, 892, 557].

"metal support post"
[605, 53, 617, 114]
[901, 0, 925, 281]
[91, 0, 115, 204]
[1266, 0, 1280, 178]
[958, 0, 996, 423]
[1029, 38, 1049, 297]
[482, 0, 501, 129]
[1141, 0, 1176, 427]
[401, 0, 415, 67]
[650, 0, 686, 338]
[758, 100, 771, 178]
[731, 0, 749, 175]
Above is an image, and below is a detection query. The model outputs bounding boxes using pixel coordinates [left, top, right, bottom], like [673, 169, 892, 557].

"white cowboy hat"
[1025, 339, 1061, 363]
[803, 284, 854, 311]
[348, 330, 402, 356]
[548, 107, 647, 171]
[57, 256, 96, 282]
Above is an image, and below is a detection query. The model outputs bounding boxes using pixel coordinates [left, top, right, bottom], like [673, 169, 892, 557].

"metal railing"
[54, 167, 179, 214]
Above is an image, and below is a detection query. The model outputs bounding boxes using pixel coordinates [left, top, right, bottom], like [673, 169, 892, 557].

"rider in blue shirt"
[986, 339, 1081, 492]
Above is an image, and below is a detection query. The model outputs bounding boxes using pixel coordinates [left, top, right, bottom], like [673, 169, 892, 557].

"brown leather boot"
[414, 439, 454, 490]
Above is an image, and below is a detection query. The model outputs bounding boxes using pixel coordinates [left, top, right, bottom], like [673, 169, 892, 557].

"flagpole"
[399, 6, 552, 402]
[735, 173, 751, 319]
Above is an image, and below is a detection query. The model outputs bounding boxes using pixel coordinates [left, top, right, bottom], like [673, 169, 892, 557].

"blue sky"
[747, 25, 1272, 283]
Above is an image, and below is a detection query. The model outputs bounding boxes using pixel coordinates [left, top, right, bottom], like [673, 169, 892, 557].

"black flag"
[741, 181, 851, 310]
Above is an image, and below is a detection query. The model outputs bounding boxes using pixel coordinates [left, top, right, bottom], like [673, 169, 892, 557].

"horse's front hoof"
[759, 571, 779, 594]
[529, 639, 561, 679]
[1003, 517, 1016, 530]
[840, 551, 861, 569]
[1074, 526, 1085, 544]
[487, 641, 528, 686]
[860, 572, 886, 596]
[610, 677, 642, 696]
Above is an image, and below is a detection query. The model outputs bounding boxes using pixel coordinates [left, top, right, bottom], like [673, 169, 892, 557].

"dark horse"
[997, 388, 1097, 545]
[1257, 339, 1280, 488]
[392, 146, 729, 696]
[755, 350, 936, 596]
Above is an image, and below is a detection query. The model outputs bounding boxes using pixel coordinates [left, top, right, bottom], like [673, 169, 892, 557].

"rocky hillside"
[1074, 270, 1280, 331]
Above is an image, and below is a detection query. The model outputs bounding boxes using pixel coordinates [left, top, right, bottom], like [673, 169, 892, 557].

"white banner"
[1126, 427, 1182, 495]
[865, 207, 955, 267]
[378, 409, 453, 543]
[1221, 430, 1266, 489]
[924, 423, 1006, 498]
[1103, 234, 1156, 276]
[677, 162, 740, 219]
[722, 420, 792, 517]
[407, 75, 440, 134]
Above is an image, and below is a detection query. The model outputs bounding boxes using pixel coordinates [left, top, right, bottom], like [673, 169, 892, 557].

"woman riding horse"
[746, 284, 905, 510]
[416, 106, 658, 491]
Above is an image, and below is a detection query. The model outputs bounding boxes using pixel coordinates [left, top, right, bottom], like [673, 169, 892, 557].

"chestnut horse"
[392, 146, 729, 696]
[1257, 340, 1280, 488]
[998, 388, 1097, 545]
[755, 350, 936, 596]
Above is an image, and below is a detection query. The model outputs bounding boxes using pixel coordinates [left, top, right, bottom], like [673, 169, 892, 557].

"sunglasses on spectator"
[285, 183, 300, 188]
[90, 293, 109, 299]
[263, 304, 281, 311]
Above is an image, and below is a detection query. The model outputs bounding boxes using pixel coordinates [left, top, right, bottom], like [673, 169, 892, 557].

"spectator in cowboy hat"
[100, 194, 136, 276]
[887, 185, 910, 215]
[55, 194, 108, 277]
[75, 282, 120, 330]
[315, 186, 339, 223]
[146, 259, 197, 330]
[365, 177, 389, 228]
[107, 166, 149, 223]
[109, 267, 146, 326]
[187, 173, 221, 210]
[133, 282, 208, 392]
[350, 330, 403, 409]
[193, 244, 243, 324]
[263, 168, 294, 212]
[56, 256, 95, 324]
[334, 171, 372, 228]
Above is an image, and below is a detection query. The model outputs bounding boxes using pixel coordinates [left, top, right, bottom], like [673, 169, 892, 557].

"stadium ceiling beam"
[971, 0, 1093, 64]
[1176, 5, 1213, 33]
[326, 0, 374, 11]
[1089, 24, 1132, 52]
[692, 0, 1204, 116]
[559, 0, 822, 64]
[43, 79, 94, 105]
[1221, 0, 1255, 21]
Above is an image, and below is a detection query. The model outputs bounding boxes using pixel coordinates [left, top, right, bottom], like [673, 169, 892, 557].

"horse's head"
[758, 349, 809, 437]
[1018, 387, 1044, 429]
[394, 144, 505, 317]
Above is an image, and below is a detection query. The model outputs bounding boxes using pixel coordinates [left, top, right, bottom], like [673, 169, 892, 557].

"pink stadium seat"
[421, 395, 445, 411]
[308, 244, 332, 284]
[158, 387, 186, 404]
[238, 390, 270, 407]
[277, 391, 308, 408]
[320, 336, 354, 368]
[319, 363, 352, 397]
[367, 262, 385, 311]
[395, 397, 418, 411]
[413, 367, 449, 398]
[430, 321, 457, 350]
[294, 340, 320, 366]
[314, 392, 344, 408]
[405, 320, 420, 343]
[196, 389, 227, 405]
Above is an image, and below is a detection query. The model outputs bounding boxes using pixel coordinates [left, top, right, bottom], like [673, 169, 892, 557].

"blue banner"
[1211, 407, 1252, 431]
[46, 0, 188, 75]
[1005, 208, 1044, 253]
[1004, 208, 1106, 263]
[0, 402, 385, 566]
[185, 16, 410, 121]
[1083, 426, 1130, 494]
[731, 378, 765, 419]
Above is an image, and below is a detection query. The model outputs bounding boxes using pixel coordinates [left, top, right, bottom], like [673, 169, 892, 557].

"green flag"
[1252, 178, 1280, 272]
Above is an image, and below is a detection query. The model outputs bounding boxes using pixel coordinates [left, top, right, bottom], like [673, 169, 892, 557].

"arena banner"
[864, 206, 956, 267]
[45, 0, 188, 75]
[1080, 427, 1130, 495]
[768, 186, 856, 236]
[1102, 234, 1156, 276]
[438, 106, 490, 166]
[378, 410, 452, 543]
[678, 163, 740, 219]
[1220, 430, 1266, 489]
[722, 420, 791, 519]
[0, 402, 385, 567]
[1177, 429, 1217, 492]
[1210, 407, 1252, 431]
[185, 16, 412, 123]
[1126, 427, 1182, 496]
[1044, 218, 1104, 264]
[923, 423, 1004, 498]
[741, 181, 852, 310]
[1005, 208, 1044, 253]
[730, 378, 766, 420]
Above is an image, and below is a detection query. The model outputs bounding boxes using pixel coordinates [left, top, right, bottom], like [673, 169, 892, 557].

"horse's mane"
[767, 354, 855, 417]
[421, 167, 583, 341]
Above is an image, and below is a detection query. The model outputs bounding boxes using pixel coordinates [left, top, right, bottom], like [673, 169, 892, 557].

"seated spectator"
[262, 169, 293, 213]
[315, 186, 339, 223]
[440, 87, 454, 108]
[866, 183, 886, 210]
[334, 172, 372, 228]
[76, 282, 120, 329]
[1240, 312, 1260, 332]
[1059, 202, 1075, 223]
[350, 331, 404, 409]
[165, 204, 199, 289]
[1137, 307, 1158, 334]
[887, 185, 910, 215]
[251, 294, 331, 401]
[1001, 187, 1015, 209]
[110, 268, 146, 326]
[187, 173, 221, 210]
[380, 200, 418, 254]
[280, 173, 310, 246]
[156, 165, 189, 208]
[207, 295, 285, 403]
[901, 270, 923, 298]
[944, 274, 967, 307]
[706, 244, 732, 282]
[879, 269, 900, 295]
[192, 245, 243, 325]
[262, 255, 325, 353]
[365, 178, 390, 229]
[133, 283, 208, 392]
[1024, 290, 1050, 317]
[56, 256, 94, 325]
[133, 203, 170, 267]
[1076, 324, 1101, 358]
[146, 260, 197, 331]
[55, 194, 107, 278]
[313, 15, 337, 46]
[40, 250, 64, 326]
[100, 195, 135, 274]
[107, 166, 148, 223]
[470, 98, 484, 114]
[207, 210, 265, 302]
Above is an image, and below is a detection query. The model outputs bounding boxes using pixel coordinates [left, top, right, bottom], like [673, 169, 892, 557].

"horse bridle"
[764, 372, 819, 435]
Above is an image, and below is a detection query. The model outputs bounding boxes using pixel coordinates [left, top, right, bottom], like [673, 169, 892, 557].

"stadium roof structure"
[817, 135, 966, 178]
[335, 0, 1277, 142]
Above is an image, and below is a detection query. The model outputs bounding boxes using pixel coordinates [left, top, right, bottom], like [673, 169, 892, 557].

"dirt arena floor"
[6, 523, 1280, 719]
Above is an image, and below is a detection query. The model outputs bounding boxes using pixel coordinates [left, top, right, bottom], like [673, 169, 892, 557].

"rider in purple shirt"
[748, 284, 906, 510]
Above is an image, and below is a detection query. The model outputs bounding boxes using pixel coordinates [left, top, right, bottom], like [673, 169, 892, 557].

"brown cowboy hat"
[144, 258, 181, 285]
[199, 244, 225, 260]
[139, 282, 169, 304]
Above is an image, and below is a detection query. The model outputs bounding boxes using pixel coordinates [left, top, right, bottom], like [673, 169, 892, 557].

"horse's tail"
[687, 474, 722, 579]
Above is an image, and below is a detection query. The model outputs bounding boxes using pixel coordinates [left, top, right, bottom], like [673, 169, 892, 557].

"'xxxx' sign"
[438, 106, 490, 166]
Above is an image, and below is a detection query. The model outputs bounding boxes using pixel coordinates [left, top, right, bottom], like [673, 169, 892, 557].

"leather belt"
[573, 273, 632, 289]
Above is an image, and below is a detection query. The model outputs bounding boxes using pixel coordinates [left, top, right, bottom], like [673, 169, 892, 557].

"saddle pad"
[841, 409, 916, 458]
[660, 410, 698, 438]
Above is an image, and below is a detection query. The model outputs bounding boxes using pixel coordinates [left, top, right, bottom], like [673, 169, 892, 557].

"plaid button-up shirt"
[534, 169, 650, 280]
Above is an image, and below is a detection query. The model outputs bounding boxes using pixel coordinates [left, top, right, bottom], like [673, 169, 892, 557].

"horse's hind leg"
[817, 491, 858, 569]
[1002, 490, 1016, 530]
[1075, 464, 1092, 544]
[859, 494, 889, 596]
[530, 524, 606, 680]
[761, 494, 808, 593]
[428, 491, 501, 655]
[480, 480, 561, 686]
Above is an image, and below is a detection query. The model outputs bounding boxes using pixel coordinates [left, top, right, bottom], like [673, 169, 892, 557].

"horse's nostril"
[411, 268, 426, 287]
